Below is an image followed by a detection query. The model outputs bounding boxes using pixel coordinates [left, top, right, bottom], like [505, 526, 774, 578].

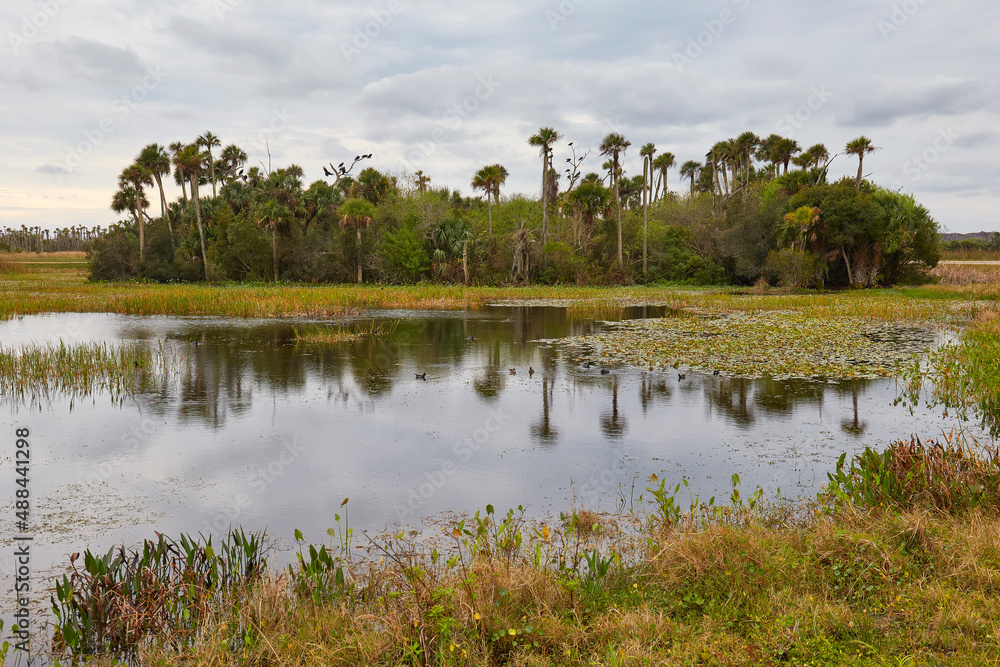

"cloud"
[839, 77, 987, 128]
[35, 163, 70, 175]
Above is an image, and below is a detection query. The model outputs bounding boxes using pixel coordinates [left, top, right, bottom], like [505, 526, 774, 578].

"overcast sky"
[2, 0, 997, 234]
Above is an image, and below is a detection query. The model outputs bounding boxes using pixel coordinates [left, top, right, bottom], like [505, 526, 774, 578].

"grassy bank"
[43, 437, 1000, 666]
[3, 251, 998, 322]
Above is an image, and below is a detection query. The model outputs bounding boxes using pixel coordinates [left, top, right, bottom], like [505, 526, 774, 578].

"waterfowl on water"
[678, 373, 687, 381]
[528, 367, 535, 376]
[584, 362, 592, 369]
[415, 372, 426, 380]
[509, 368, 517, 375]
[713, 369, 720, 376]
[600, 368, 610, 375]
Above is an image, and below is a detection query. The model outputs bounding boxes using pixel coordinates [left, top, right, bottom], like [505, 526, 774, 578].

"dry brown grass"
[930, 263, 1000, 285]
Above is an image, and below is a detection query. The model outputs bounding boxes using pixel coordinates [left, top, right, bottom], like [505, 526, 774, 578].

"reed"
[292, 319, 400, 344]
[0, 341, 174, 401]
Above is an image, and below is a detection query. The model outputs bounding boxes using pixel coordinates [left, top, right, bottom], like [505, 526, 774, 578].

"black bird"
[355, 155, 360, 161]
[678, 373, 686, 381]
[600, 368, 610, 375]
[338, 162, 345, 168]
[415, 372, 426, 380]
[237, 168, 244, 176]
[713, 370, 720, 376]
[584, 362, 592, 369]
[323, 166, 333, 177]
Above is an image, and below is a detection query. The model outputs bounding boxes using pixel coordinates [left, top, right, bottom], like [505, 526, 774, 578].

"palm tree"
[846, 136, 879, 192]
[256, 199, 291, 282]
[639, 143, 655, 281]
[219, 144, 248, 182]
[119, 164, 152, 260]
[471, 164, 508, 237]
[808, 143, 830, 171]
[733, 131, 759, 192]
[197, 131, 221, 197]
[599, 132, 630, 269]
[414, 170, 430, 193]
[775, 138, 801, 175]
[528, 127, 562, 248]
[339, 197, 376, 283]
[110, 185, 148, 232]
[174, 144, 210, 280]
[136, 144, 174, 247]
[652, 152, 675, 200]
[169, 142, 190, 203]
[680, 161, 701, 198]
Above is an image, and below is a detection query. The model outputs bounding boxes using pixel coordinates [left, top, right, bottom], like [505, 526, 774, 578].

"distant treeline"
[87, 130, 940, 287]
[2, 225, 104, 253]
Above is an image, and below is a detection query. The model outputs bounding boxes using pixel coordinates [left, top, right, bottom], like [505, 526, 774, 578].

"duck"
[584, 362, 592, 369]
[415, 372, 426, 380]
[713, 369, 720, 376]
[528, 367, 535, 376]
[509, 368, 517, 375]
[600, 368, 610, 375]
[678, 373, 687, 381]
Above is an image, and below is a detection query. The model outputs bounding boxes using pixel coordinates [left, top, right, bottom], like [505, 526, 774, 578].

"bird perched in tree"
[323, 166, 333, 177]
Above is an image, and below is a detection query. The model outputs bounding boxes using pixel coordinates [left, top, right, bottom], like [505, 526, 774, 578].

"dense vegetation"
[88, 130, 940, 287]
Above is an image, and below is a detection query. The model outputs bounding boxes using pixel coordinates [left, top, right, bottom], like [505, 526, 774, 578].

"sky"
[1, 0, 998, 235]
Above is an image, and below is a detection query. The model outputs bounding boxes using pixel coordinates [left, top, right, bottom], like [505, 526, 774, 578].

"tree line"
[88, 128, 939, 287]
[1, 225, 103, 253]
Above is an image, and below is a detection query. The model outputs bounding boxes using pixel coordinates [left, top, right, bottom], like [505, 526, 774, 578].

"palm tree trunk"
[841, 245, 853, 286]
[191, 177, 209, 281]
[154, 173, 174, 250]
[642, 157, 649, 282]
[855, 156, 864, 192]
[357, 227, 363, 283]
[614, 169, 623, 270]
[540, 153, 548, 248]
[487, 198, 493, 237]
[136, 205, 145, 263]
[272, 225, 278, 282]
[462, 239, 468, 284]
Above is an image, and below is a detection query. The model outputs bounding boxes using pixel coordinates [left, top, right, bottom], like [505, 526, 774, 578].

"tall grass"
[0, 341, 173, 401]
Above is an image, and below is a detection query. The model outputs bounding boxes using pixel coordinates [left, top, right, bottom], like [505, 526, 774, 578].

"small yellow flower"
[508, 629, 516, 636]
[450, 643, 456, 652]
[474, 612, 480, 620]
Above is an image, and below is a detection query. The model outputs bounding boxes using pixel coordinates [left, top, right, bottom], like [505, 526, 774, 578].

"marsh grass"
[292, 319, 399, 345]
[58, 447, 1000, 665]
[896, 309, 1000, 434]
[0, 253, 985, 324]
[931, 263, 1000, 285]
[0, 341, 174, 402]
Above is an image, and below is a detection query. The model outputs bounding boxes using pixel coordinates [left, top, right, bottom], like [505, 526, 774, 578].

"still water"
[0, 306, 973, 612]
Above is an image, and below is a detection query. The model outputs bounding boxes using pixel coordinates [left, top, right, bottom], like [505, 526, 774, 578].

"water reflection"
[0, 308, 970, 546]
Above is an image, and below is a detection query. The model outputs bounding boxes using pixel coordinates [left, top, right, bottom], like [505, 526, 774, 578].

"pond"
[0, 306, 975, 621]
